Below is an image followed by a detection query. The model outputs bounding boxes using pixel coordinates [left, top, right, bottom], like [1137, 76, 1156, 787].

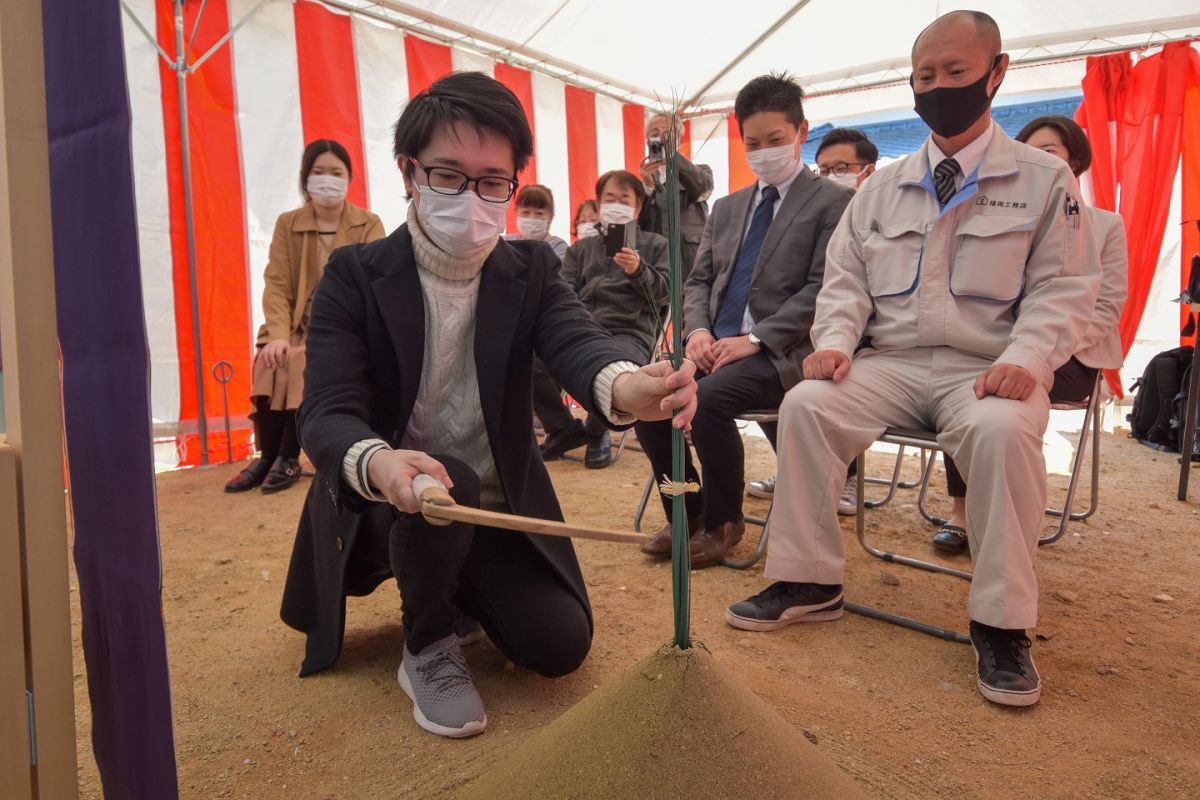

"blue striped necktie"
[713, 184, 779, 338]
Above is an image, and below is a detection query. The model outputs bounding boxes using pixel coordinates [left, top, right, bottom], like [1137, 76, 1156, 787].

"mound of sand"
[461, 643, 873, 799]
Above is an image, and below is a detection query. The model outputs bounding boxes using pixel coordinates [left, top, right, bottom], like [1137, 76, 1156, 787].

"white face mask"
[827, 171, 860, 190]
[415, 185, 508, 258]
[307, 174, 348, 207]
[576, 223, 600, 239]
[516, 216, 550, 240]
[599, 202, 636, 226]
[746, 141, 799, 186]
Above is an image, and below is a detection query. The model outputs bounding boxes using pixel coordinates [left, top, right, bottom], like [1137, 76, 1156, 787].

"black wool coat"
[280, 225, 634, 676]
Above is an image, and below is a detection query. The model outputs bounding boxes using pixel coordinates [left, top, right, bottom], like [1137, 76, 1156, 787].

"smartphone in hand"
[604, 222, 638, 258]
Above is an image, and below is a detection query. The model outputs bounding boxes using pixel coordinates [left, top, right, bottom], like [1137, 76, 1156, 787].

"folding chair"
[844, 373, 1106, 642]
[631, 409, 778, 570]
[910, 373, 1104, 545]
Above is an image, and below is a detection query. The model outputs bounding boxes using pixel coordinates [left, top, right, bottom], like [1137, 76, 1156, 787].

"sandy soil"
[72, 426, 1200, 799]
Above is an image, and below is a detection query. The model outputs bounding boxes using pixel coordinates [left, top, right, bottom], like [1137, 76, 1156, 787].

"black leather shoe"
[584, 432, 614, 469]
[224, 458, 271, 493]
[540, 420, 588, 461]
[260, 457, 302, 494]
[932, 523, 969, 554]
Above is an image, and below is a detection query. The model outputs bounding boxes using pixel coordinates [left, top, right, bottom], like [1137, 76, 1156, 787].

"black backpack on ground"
[1127, 346, 1193, 451]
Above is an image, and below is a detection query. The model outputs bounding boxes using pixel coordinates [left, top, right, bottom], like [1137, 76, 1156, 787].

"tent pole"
[175, 0, 208, 465]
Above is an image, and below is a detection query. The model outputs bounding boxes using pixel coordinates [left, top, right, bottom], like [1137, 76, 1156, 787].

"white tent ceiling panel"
[354, 14, 412, 231]
[376, 0, 1200, 113]
[530, 70, 573, 241]
[594, 94, 626, 191]
[121, 0, 181, 429]
[232, 0, 306, 344]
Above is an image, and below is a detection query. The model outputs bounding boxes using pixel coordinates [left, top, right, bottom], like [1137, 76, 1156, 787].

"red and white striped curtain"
[120, 0, 750, 466]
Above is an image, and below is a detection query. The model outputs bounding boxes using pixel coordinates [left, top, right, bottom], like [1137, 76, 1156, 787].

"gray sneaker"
[397, 634, 487, 738]
[747, 474, 776, 499]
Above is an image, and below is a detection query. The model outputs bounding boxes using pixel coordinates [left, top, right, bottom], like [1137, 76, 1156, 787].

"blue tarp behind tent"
[802, 95, 1083, 163]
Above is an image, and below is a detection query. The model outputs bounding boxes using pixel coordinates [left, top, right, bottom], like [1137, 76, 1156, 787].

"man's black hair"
[392, 71, 534, 174]
[733, 72, 805, 134]
[816, 128, 879, 165]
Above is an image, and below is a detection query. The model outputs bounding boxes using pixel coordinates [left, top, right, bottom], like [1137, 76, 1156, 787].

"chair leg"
[863, 445, 907, 509]
[895, 448, 927, 490]
[1041, 392, 1099, 545]
[609, 427, 630, 466]
[632, 471, 655, 533]
[916, 451, 948, 526]
[720, 504, 771, 570]
[845, 453, 972, 644]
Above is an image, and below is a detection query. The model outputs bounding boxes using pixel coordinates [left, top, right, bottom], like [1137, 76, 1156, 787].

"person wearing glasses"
[280, 72, 699, 740]
[815, 127, 878, 190]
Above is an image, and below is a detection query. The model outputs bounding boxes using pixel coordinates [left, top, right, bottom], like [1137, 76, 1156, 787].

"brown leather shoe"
[688, 521, 746, 569]
[640, 515, 701, 558]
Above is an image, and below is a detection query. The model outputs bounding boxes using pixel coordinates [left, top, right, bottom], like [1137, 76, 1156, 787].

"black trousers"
[945, 357, 1098, 497]
[636, 350, 786, 527]
[253, 396, 300, 463]
[356, 455, 591, 677]
[531, 333, 649, 440]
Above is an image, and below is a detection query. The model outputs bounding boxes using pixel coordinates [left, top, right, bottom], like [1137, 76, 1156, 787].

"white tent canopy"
[334, 0, 1200, 118]
[120, 0, 1197, 466]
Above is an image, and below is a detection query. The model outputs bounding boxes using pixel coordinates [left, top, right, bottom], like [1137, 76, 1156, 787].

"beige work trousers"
[764, 347, 1051, 630]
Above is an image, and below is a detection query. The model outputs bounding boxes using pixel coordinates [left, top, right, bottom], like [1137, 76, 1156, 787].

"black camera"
[647, 136, 664, 161]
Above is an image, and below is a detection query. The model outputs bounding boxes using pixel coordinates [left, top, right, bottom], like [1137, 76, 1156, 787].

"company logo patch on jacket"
[975, 195, 1029, 210]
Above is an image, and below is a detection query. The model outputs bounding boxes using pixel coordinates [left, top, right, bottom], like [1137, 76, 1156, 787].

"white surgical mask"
[746, 141, 799, 186]
[415, 185, 507, 258]
[516, 216, 550, 240]
[827, 171, 860, 190]
[599, 202, 636, 226]
[307, 174, 348, 207]
[576, 223, 600, 239]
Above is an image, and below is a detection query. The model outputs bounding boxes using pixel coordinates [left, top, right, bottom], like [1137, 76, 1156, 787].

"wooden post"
[0, 0, 79, 795]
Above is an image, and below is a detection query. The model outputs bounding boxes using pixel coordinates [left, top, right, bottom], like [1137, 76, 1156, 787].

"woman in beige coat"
[226, 139, 385, 494]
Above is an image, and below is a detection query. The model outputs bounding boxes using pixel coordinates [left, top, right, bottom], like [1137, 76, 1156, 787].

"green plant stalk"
[664, 137, 690, 650]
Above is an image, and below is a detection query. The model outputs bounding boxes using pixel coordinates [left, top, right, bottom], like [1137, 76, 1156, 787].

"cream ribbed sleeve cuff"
[593, 360, 641, 425]
[342, 438, 390, 502]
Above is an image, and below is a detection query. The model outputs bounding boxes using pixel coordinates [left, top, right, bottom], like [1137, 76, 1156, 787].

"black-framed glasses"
[818, 162, 869, 177]
[408, 157, 518, 203]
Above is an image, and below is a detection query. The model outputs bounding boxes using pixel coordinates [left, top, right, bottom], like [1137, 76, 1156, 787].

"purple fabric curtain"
[42, 1, 178, 796]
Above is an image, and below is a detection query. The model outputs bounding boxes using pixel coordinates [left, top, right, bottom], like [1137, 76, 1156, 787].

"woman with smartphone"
[533, 169, 670, 468]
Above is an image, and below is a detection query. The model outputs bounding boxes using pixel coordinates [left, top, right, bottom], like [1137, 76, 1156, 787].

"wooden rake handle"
[412, 474, 649, 546]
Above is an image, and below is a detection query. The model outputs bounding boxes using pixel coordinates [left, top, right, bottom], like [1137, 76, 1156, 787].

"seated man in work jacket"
[726, 10, 1100, 709]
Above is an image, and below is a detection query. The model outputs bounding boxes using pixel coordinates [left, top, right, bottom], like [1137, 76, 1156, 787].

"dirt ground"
[72, 425, 1200, 799]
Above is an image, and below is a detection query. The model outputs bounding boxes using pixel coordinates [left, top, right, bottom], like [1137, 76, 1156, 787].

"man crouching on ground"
[281, 71, 697, 738]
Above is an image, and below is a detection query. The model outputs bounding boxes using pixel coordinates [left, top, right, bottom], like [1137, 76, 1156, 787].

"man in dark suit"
[638, 112, 713, 279]
[280, 72, 697, 740]
[636, 73, 851, 568]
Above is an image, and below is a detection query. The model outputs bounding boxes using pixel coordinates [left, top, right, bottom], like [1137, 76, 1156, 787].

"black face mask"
[911, 55, 1001, 138]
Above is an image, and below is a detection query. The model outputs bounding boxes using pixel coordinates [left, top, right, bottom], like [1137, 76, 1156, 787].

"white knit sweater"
[342, 206, 638, 509]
